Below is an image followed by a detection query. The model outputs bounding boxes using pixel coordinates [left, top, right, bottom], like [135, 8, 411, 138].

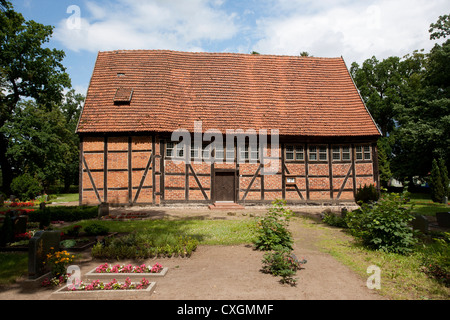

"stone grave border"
[50, 264, 168, 298]
[85, 266, 169, 281]
[51, 281, 156, 299]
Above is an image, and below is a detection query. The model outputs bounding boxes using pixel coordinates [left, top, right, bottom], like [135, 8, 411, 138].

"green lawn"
[0, 253, 28, 285]
[50, 193, 79, 203]
[410, 192, 449, 216]
[69, 218, 257, 246]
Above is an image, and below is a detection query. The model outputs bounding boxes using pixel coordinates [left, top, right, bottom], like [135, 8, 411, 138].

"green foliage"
[351, 16, 450, 183]
[439, 158, 449, 199]
[355, 184, 379, 204]
[91, 233, 198, 259]
[84, 223, 109, 236]
[253, 199, 294, 251]
[0, 3, 71, 194]
[10, 173, 43, 201]
[430, 158, 445, 203]
[345, 191, 417, 254]
[261, 245, 307, 286]
[419, 232, 450, 287]
[322, 211, 348, 228]
[377, 137, 393, 187]
[429, 14, 450, 40]
[60, 239, 77, 249]
[5, 101, 75, 191]
[28, 206, 98, 223]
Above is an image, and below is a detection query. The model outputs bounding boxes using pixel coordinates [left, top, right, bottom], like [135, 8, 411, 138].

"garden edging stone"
[84, 267, 169, 281]
[50, 281, 156, 300]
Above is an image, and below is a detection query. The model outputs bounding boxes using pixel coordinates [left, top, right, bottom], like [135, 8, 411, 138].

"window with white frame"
[166, 141, 185, 158]
[214, 144, 235, 162]
[285, 145, 304, 161]
[342, 146, 351, 161]
[332, 146, 351, 161]
[309, 145, 327, 161]
[166, 142, 175, 157]
[239, 144, 259, 162]
[355, 145, 371, 161]
[190, 142, 200, 159]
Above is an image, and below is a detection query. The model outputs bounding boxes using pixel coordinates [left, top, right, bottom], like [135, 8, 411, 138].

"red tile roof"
[77, 50, 381, 137]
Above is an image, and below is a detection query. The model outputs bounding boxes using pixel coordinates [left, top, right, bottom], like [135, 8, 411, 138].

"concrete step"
[208, 202, 245, 210]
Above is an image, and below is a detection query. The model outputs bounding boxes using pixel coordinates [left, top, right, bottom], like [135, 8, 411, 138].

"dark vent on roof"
[114, 87, 133, 105]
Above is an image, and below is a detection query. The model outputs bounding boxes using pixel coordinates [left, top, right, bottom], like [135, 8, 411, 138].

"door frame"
[213, 169, 237, 203]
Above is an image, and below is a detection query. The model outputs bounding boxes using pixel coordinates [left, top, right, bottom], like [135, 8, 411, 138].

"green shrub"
[253, 199, 294, 251]
[91, 233, 198, 259]
[28, 206, 98, 222]
[10, 173, 43, 201]
[345, 191, 417, 254]
[322, 211, 348, 228]
[261, 245, 307, 286]
[420, 232, 450, 287]
[355, 184, 379, 204]
[84, 223, 109, 236]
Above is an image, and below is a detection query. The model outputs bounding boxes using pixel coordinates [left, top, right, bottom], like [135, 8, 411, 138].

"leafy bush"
[10, 173, 43, 201]
[28, 206, 98, 222]
[420, 232, 450, 287]
[253, 199, 294, 251]
[261, 245, 307, 286]
[355, 184, 379, 204]
[430, 158, 449, 203]
[322, 211, 348, 228]
[91, 233, 198, 259]
[345, 191, 417, 254]
[84, 223, 109, 236]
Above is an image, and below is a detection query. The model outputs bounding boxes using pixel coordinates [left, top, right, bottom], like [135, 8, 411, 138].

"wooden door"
[214, 171, 235, 202]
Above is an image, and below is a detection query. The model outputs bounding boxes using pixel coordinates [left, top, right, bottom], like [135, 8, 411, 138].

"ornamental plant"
[94, 263, 163, 274]
[345, 190, 417, 254]
[253, 199, 294, 251]
[44, 248, 75, 277]
[261, 245, 307, 286]
[68, 277, 150, 291]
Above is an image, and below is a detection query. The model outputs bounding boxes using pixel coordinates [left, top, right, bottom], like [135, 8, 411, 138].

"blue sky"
[13, 0, 450, 96]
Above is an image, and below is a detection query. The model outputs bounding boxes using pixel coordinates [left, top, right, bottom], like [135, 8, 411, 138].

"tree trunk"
[0, 134, 13, 195]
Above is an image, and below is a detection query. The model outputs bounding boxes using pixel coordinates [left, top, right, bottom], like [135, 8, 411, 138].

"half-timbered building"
[76, 50, 381, 206]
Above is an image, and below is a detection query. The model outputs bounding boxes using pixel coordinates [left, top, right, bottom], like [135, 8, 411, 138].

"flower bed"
[51, 277, 156, 299]
[95, 262, 163, 274]
[85, 263, 168, 281]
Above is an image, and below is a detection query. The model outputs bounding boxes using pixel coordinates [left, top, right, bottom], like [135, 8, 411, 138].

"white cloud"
[54, 0, 239, 53]
[252, 0, 450, 64]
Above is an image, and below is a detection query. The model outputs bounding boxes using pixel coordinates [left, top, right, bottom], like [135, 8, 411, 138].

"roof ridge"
[97, 49, 343, 60]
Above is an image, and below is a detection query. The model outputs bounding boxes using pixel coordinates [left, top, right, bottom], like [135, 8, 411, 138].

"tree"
[4, 100, 74, 192]
[429, 14, 450, 40]
[60, 89, 84, 191]
[0, 3, 71, 193]
[377, 137, 392, 188]
[350, 56, 405, 137]
[439, 158, 449, 199]
[430, 159, 444, 203]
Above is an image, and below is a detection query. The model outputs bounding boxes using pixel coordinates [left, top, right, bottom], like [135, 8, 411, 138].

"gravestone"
[98, 202, 109, 218]
[0, 194, 4, 206]
[436, 212, 450, 228]
[412, 214, 429, 234]
[28, 231, 60, 279]
[13, 215, 28, 235]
